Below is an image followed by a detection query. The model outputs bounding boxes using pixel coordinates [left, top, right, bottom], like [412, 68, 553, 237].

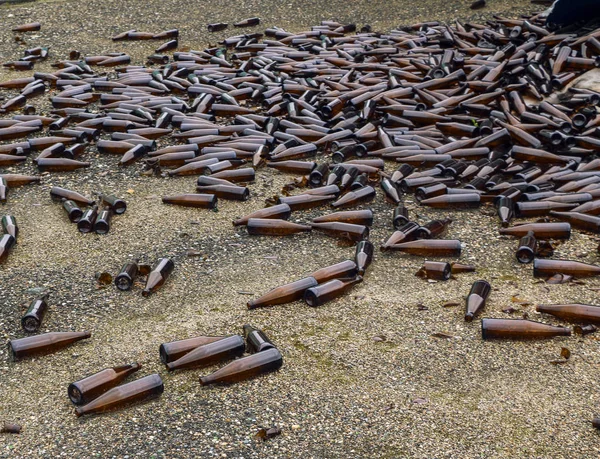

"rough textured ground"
[3, 0, 600, 458]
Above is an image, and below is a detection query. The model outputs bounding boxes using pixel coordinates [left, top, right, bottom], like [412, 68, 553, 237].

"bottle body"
[199, 348, 283, 386]
[21, 294, 49, 332]
[68, 363, 141, 405]
[159, 335, 227, 363]
[166, 335, 245, 371]
[481, 319, 571, 340]
[8, 331, 91, 360]
[142, 258, 174, 296]
[465, 280, 491, 321]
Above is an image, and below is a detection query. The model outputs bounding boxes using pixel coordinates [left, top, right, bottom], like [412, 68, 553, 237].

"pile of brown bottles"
[160, 325, 283, 386]
[50, 187, 126, 234]
[69, 364, 164, 417]
[113, 257, 174, 296]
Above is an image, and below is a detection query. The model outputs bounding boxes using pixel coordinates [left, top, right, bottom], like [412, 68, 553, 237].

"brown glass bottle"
[68, 362, 142, 405]
[63, 200, 83, 223]
[420, 194, 481, 208]
[312, 210, 373, 226]
[162, 194, 218, 209]
[247, 218, 311, 236]
[247, 276, 318, 309]
[278, 194, 336, 211]
[50, 186, 94, 206]
[481, 318, 571, 340]
[533, 259, 600, 278]
[0, 234, 15, 263]
[415, 218, 452, 239]
[309, 260, 358, 284]
[1, 215, 18, 239]
[0, 177, 7, 203]
[243, 324, 276, 353]
[159, 335, 227, 363]
[114, 262, 139, 291]
[99, 194, 127, 214]
[21, 294, 49, 333]
[166, 335, 245, 371]
[393, 206, 409, 229]
[386, 239, 462, 256]
[536, 304, 600, 324]
[451, 262, 476, 274]
[196, 184, 250, 201]
[311, 222, 369, 242]
[142, 258, 174, 297]
[8, 331, 91, 360]
[331, 186, 376, 208]
[233, 203, 291, 226]
[516, 231, 537, 264]
[75, 374, 163, 417]
[499, 223, 571, 239]
[0, 174, 41, 187]
[304, 276, 363, 307]
[465, 280, 491, 322]
[77, 206, 98, 233]
[381, 221, 420, 251]
[199, 347, 283, 386]
[94, 208, 112, 235]
[548, 211, 600, 233]
[416, 261, 451, 280]
[37, 158, 90, 172]
[355, 240, 374, 275]
[210, 167, 255, 182]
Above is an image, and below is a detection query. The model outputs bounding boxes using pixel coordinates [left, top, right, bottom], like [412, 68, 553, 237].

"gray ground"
[2, 0, 600, 458]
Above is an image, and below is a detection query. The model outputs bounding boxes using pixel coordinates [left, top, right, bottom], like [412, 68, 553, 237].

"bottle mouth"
[304, 290, 318, 307]
[78, 222, 93, 233]
[21, 317, 40, 333]
[68, 384, 83, 405]
[159, 345, 169, 364]
[115, 276, 132, 291]
[94, 223, 109, 234]
[113, 203, 127, 214]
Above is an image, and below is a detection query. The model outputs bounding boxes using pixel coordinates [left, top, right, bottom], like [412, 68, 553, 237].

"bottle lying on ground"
[75, 374, 164, 417]
[465, 280, 491, 322]
[416, 261, 451, 280]
[114, 262, 139, 291]
[536, 304, 600, 324]
[8, 331, 91, 360]
[21, 293, 49, 333]
[199, 347, 283, 386]
[304, 276, 363, 307]
[481, 319, 571, 340]
[533, 259, 600, 277]
[142, 258, 174, 297]
[68, 362, 141, 405]
[243, 325, 276, 353]
[248, 277, 318, 309]
[166, 335, 245, 371]
[159, 335, 227, 364]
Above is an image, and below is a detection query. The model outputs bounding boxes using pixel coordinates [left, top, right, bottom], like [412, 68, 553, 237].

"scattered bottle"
[68, 362, 142, 405]
[465, 280, 491, 322]
[142, 258, 174, 297]
[481, 319, 571, 340]
[199, 347, 282, 386]
[166, 335, 245, 371]
[8, 331, 91, 360]
[243, 324, 276, 353]
[21, 293, 49, 333]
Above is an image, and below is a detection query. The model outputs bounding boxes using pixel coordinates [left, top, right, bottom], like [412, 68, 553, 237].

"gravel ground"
[3, 0, 600, 458]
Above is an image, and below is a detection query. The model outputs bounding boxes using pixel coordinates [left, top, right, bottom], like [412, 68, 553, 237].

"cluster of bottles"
[207, 18, 261, 33]
[162, 324, 283, 386]
[113, 257, 174, 297]
[49, 187, 126, 234]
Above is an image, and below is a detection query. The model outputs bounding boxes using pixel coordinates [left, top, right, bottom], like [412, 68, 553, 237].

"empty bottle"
[355, 240, 374, 275]
[68, 362, 142, 405]
[0, 177, 7, 203]
[386, 239, 462, 256]
[142, 258, 174, 297]
[516, 231, 537, 264]
[21, 293, 49, 333]
[94, 208, 112, 234]
[309, 260, 358, 283]
[77, 206, 98, 233]
[199, 347, 282, 386]
[247, 277, 318, 309]
[465, 280, 491, 322]
[99, 194, 127, 214]
[63, 200, 83, 222]
[415, 218, 452, 239]
[331, 186, 376, 208]
[233, 203, 292, 226]
[304, 276, 363, 307]
[416, 261, 451, 280]
[8, 331, 91, 360]
[393, 206, 409, 229]
[75, 374, 163, 417]
[166, 335, 245, 371]
[247, 218, 312, 236]
[499, 223, 571, 239]
[1, 215, 18, 239]
[159, 335, 227, 363]
[114, 262, 139, 291]
[50, 186, 94, 206]
[481, 319, 571, 340]
[243, 324, 276, 353]
[162, 194, 218, 209]
[0, 234, 15, 263]
[536, 304, 600, 324]
[312, 210, 373, 226]
[311, 222, 369, 242]
[533, 259, 600, 278]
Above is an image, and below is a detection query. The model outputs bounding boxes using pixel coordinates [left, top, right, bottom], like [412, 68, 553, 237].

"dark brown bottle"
[386, 239, 462, 256]
[331, 186, 376, 208]
[234, 17, 260, 27]
[393, 205, 409, 229]
[451, 262, 476, 274]
[516, 231, 537, 264]
[499, 223, 571, 239]
[0, 234, 15, 263]
[199, 347, 283, 386]
[162, 194, 218, 209]
[309, 260, 358, 283]
[415, 218, 452, 239]
[355, 240, 374, 275]
[68, 362, 142, 405]
[63, 200, 83, 223]
[515, 201, 577, 217]
[94, 208, 112, 235]
[548, 211, 600, 233]
[1, 215, 18, 239]
[37, 158, 90, 172]
[142, 258, 174, 297]
[420, 194, 481, 208]
[416, 261, 451, 280]
[536, 304, 600, 324]
[481, 318, 571, 340]
[278, 194, 336, 211]
[380, 177, 402, 204]
[166, 335, 245, 371]
[465, 280, 491, 322]
[0, 177, 7, 203]
[267, 161, 316, 174]
[496, 196, 514, 227]
[243, 324, 276, 353]
[21, 294, 49, 333]
[247, 276, 318, 309]
[304, 276, 363, 307]
[247, 218, 312, 236]
[208, 23, 228, 32]
[533, 259, 600, 278]
[233, 203, 291, 226]
[0, 174, 41, 187]
[114, 262, 139, 291]
[381, 221, 420, 251]
[77, 206, 98, 233]
[99, 194, 127, 214]
[75, 374, 163, 417]
[159, 335, 227, 363]
[50, 186, 95, 206]
[196, 184, 250, 201]
[8, 331, 91, 360]
[312, 210, 373, 226]
[311, 221, 369, 242]
[210, 167, 255, 182]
